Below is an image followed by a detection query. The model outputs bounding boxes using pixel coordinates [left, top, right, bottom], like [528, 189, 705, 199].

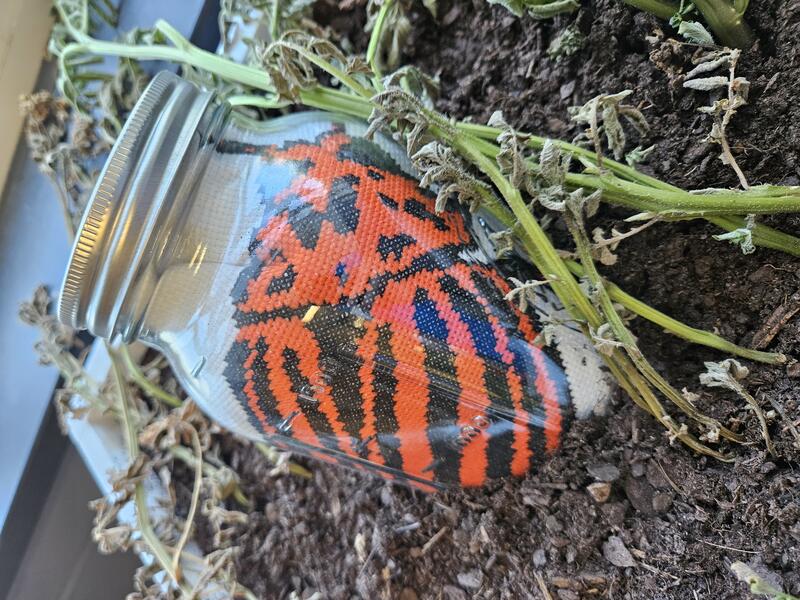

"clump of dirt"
[189, 1, 800, 597]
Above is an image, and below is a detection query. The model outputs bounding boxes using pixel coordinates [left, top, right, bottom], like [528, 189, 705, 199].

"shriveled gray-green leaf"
[678, 21, 715, 45]
[683, 76, 729, 91]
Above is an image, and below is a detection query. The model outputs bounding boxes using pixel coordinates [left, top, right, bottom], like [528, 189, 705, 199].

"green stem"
[120, 345, 183, 409]
[709, 215, 800, 257]
[563, 208, 741, 446]
[451, 132, 731, 456]
[366, 0, 394, 87]
[270, 0, 282, 42]
[563, 261, 785, 364]
[464, 124, 800, 255]
[693, 0, 753, 48]
[619, 0, 679, 20]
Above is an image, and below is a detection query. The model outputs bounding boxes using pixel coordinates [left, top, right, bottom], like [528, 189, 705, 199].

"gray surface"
[4, 445, 139, 600]
[0, 66, 71, 526]
[0, 0, 209, 536]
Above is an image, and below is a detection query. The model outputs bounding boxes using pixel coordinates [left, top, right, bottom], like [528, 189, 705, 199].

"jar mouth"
[58, 71, 217, 340]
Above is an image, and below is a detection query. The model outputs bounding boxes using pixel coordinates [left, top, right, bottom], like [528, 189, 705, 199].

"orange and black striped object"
[220, 126, 580, 490]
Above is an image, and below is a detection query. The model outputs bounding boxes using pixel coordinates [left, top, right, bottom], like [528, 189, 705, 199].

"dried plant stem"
[172, 427, 203, 579]
[119, 345, 311, 482]
[108, 343, 191, 595]
[255, 442, 313, 478]
[719, 129, 749, 190]
[169, 445, 250, 506]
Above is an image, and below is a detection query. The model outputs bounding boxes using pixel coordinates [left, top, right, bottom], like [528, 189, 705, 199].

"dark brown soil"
[191, 1, 800, 597]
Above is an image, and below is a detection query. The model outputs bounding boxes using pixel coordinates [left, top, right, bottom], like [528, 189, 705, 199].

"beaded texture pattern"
[219, 126, 573, 489]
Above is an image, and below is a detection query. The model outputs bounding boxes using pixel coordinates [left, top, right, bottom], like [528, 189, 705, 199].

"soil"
[189, 1, 800, 598]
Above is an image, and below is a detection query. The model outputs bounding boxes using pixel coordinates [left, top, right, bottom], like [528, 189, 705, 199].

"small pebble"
[603, 535, 637, 568]
[457, 570, 483, 590]
[759, 462, 777, 474]
[587, 462, 621, 482]
[625, 476, 656, 515]
[557, 590, 579, 600]
[652, 492, 674, 513]
[545, 515, 563, 533]
[631, 462, 646, 478]
[587, 482, 612, 503]
[533, 548, 547, 567]
[559, 80, 576, 99]
[443, 585, 468, 600]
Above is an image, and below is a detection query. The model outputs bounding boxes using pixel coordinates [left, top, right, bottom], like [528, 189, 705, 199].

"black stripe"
[233, 305, 309, 329]
[248, 339, 286, 431]
[470, 271, 521, 329]
[303, 306, 367, 453]
[506, 336, 548, 464]
[403, 198, 450, 231]
[281, 346, 340, 453]
[412, 288, 463, 484]
[223, 338, 283, 434]
[328, 174, 361, 234]
[377, 192, 399, 210]
[372, 324, 404, 471]
[377, 234, 415, 261]
[357, 244, 472, 313]
[266, 263, 296, 295]
[438, 274, 517, 479]
[472, 272, 549, 462]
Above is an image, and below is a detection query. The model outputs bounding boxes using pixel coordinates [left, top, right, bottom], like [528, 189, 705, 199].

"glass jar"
[59, 72, 610, 489]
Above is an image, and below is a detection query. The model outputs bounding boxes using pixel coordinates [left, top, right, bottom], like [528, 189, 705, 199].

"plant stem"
[476, 173, 784, 363]
[108, 343, 191, 594]
[58, 28, 800, 252]
[620, 0, 679, 20]
[120, 345, 183, 408]
[463, 124, 800, 255]
[693, 0, 753, 48]
[563, 205, 741, 446]
[366, 0, 394, 87]
[563, 261, 785, 364]
[270, 0, 282, 42]
[451, 131, 732, 457]
[169, 445, 250, 506]
[171, 428, 203, 579]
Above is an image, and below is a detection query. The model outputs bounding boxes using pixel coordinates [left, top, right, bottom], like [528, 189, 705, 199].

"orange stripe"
[368, 279, 435, 481]
[445, 263, 533, 475]
[427, 282, 490, 487]
[354, 321, 384, 464]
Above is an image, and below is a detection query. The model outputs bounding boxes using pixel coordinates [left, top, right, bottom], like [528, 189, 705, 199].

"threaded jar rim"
[58, 71, 216, 339]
